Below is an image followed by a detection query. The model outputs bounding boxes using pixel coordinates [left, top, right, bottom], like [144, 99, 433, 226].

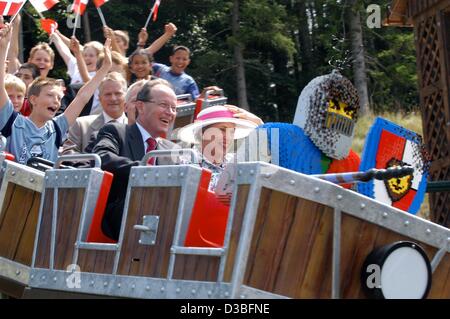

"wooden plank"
[428, 253, 450, 298]
[117, 187, 181, 278]
[241, 189, 335, 298]
[0, 184, 39, 262]
[223, 185, 250, 282]
[77, 249, 115, 274]
[172, 255, 220, 282]
[54, 188, 85, 270]
[35, 189, 54, 268]
[12, 189, 42, 265]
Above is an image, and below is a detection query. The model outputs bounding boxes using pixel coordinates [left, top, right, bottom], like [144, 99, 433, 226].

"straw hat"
[177, 105, 258, 144]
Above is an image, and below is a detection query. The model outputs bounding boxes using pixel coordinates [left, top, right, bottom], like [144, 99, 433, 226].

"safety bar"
[140, 149, 199, 166]
[55, 154, 102, 169]
[27, 157, 75, 172]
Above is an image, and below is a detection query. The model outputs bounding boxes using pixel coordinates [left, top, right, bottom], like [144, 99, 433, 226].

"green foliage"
[16, 0, 420, 122]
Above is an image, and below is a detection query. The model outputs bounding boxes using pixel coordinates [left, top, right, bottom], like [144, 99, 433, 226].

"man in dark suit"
[92, 79, 179, 240]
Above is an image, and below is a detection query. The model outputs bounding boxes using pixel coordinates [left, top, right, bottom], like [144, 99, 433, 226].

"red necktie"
[146, 137, 157, 165]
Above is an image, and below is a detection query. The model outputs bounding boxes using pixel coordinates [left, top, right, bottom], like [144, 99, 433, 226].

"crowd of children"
[0, 18, 201, 165]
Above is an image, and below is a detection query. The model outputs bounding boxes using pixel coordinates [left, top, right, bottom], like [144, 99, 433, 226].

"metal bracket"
[134, 215, 160, 246]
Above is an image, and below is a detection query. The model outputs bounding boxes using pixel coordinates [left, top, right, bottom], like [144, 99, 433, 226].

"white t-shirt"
[67, 56, 100, 114]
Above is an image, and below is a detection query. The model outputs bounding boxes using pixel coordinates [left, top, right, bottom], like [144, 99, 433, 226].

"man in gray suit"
[61, 72, 128, 155]
[92, 78, 180, 240]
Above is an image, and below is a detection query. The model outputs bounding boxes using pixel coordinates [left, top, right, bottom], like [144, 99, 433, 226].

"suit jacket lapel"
[128, 124, 145, 161]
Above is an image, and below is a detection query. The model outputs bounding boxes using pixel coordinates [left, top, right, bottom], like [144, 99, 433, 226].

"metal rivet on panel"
[264, 173, 271, 178]
[360, 203, 366, 209]
[208, 290, 212, 296]
[103, 282, 108, 287]
[404, 221, 410, 227]
[382, 212, 388, 218]
[238, 170, 243, 176]
[131, 174, 135, 179]
[250, 170, 255, 175]
[74, 175, 78, 180]
[314, 187, 320, 193]
[84, 175, 88, 179]
[168, 173, 172, 178]
[90, 281, 94, 286]
[180, 172, 184, 177]
[160, 286, 165, 292]
[53, 277, 57, 282]
[64, 176, 68, 180]
[176, 288, 181, 293]
[144, 174, 147, 178]
[146, 286, 150, 291]
[191, 289, 196, 295]
[224, 291, 229, 297]
[426, 229, 431, 235]
[155, 173, 159, 178]
[117, 283, 121, 288]
[131, 284, 135, 290]
[11, 171, 16, 176]
[240, 295, 246, 299]
[41, 276, 46, 281]
[337, 195, 343, 200]
[15, 270, 20, 276]
[290, 180, 295, 185]
[29, 178, 34, 183]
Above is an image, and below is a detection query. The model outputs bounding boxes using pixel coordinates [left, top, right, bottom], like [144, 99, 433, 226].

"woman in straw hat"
[178, 104, 263, 192]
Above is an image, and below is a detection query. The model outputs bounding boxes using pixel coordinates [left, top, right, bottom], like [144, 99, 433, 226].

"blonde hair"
[83, 41, 103, 56]
[114, 30, 129, 48]
[5, 74, 26, 94]
[29, 42, 55, 63]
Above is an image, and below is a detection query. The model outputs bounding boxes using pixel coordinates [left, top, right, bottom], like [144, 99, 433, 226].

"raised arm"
[103, 26, 121, 55]
[6, 14, 21, 74]
[63, 38, 112, 126]
[69, 36, 90, 83]
[144, 23, 177, 55]
[50, 31, 74, 66]
[0, 24, 13, 109]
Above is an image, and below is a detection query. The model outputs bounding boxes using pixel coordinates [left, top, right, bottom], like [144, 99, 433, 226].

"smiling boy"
[0, 24, 112, 164]
[152, 46, 199, 99]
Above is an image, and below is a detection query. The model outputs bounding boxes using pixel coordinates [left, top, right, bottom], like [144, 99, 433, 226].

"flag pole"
[10, 0, 28, 24]
[96, 7, 107, 27]
[72, 12, 80, 37]
[143, 3, 156, 29]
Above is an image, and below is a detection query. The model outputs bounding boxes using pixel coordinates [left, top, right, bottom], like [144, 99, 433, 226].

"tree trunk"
[232, 0, 249, 111]
[348, 0, 370, 115]
[296, 0, 314, 86]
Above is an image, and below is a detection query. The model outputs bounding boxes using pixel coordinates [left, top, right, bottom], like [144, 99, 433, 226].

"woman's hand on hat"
[225, 105, 264, 126]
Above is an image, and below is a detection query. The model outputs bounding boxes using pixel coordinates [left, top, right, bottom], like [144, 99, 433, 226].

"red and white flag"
[29, 0, 59, 13]
[72, 0, 88, 15]
[0, 0, 25, 16]
[151, 0, 160, 21]
[92, 0, 107, 8]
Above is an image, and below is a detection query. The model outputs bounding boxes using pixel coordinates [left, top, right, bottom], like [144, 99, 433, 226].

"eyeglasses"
[144, 100, 177, 112]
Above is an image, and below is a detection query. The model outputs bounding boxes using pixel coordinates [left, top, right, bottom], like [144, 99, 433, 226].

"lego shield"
[357, 117, 429, 214]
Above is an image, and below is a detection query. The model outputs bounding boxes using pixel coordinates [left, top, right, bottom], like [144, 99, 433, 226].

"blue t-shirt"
[152, 63, 200, 99]
[0, 100, 69, 164]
